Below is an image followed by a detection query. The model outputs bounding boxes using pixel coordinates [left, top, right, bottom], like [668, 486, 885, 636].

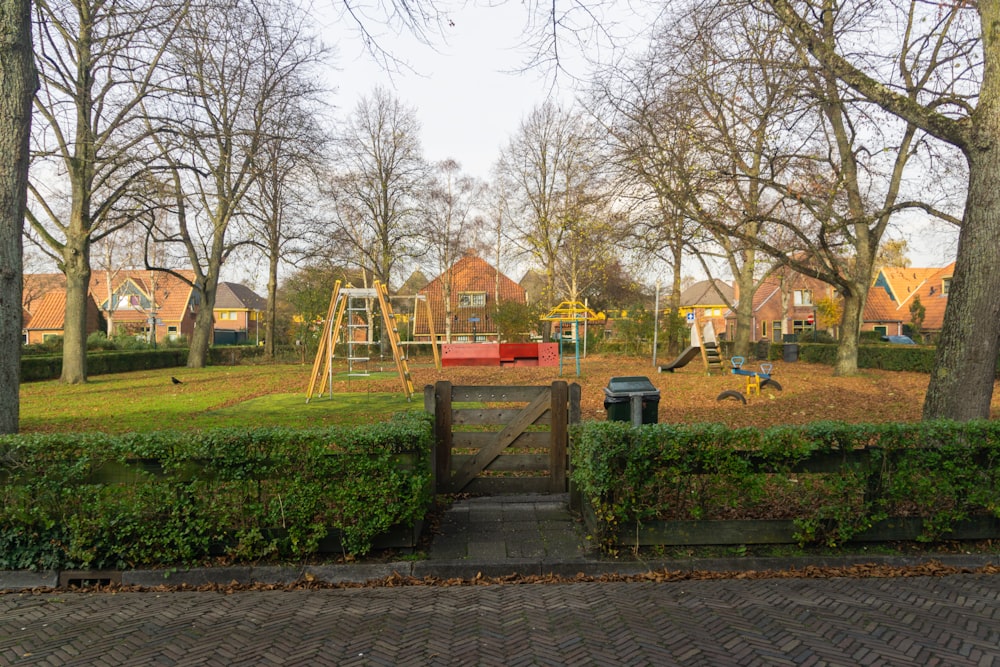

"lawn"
[17, 353, 1000, 433]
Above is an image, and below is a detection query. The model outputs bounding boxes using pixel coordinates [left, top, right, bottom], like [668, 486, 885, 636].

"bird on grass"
[171, 377, 183, 385]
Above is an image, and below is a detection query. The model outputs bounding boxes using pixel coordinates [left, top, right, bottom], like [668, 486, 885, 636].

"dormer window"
[942, 277, 952, 295]
[458, 292, 486, 308]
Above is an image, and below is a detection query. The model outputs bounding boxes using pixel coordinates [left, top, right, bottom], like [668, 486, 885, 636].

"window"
[793, 289, 813, 306]
[458, 292, 486, 308]
[874, 325, 888, 337]
[771, 321, 782, 342]
[761, 322, 768, 338]
[941, 277, 952, 295]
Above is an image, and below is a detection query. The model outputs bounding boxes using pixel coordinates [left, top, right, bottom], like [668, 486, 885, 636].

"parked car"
[881, 335, 916, 345]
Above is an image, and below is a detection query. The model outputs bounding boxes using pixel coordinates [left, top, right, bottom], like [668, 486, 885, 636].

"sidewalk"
[1, 493, 998, 591]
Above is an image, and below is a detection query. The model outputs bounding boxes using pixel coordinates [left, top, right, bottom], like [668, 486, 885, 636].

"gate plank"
[447, 388, 552, 491]
[452, 408, 551, 426]
[450, 386, 548, 403]
[452, 431, 550, 450]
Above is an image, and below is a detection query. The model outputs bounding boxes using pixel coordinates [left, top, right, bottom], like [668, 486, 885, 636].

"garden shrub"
[571, 420, 1000, 550]
[0, 412, 433, 570]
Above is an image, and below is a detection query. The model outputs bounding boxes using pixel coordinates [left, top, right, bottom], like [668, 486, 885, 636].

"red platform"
[440, 343, 559, 367]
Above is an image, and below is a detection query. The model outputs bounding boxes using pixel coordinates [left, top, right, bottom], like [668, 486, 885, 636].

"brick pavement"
[2, 574, 1000, 666]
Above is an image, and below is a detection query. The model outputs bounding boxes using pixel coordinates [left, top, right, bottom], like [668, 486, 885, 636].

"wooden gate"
[425, 381, 581, 494]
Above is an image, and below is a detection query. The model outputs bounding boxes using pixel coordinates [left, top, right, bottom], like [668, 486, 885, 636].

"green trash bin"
[604, 376, 660, 425]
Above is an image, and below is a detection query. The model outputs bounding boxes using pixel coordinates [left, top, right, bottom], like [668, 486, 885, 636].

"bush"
[570, 419, 1000, 549]
[0, 412, 433, 569]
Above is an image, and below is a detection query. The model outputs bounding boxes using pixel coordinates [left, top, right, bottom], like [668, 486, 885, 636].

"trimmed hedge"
[20, 346, 273, 381]
[570, 420, 1000, 550]
[0, 412, 433, 570]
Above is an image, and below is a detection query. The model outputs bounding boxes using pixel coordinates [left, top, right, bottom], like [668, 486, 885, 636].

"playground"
[301, 346, 979, 428]
[16, 353, 980, 433]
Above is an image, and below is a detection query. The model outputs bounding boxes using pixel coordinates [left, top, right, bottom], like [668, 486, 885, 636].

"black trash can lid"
[604, 376, 660, 399]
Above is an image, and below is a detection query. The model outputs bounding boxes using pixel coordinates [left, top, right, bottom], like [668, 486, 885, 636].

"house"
[519, 268, 547, 305]
[725, 270, 837, 342]
[413, 252, 526, 342]
[676, 279, 734, 336]
[22, 269, 203, 345]
[864, 263, 955, 338]
[213, 282, 267, 345]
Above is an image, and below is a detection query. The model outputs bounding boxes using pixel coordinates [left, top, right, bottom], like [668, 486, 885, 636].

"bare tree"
[497, 101, 607, 312]
[420, 159, 483, 342]
[326, 87, 428, 289]
[147, 0, 321, 368]
[26, 0, 187, 383]
[244, 19, 329, 361]
[759, 0, 995, 420]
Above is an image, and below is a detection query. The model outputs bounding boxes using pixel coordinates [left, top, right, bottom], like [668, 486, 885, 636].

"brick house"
[22, 270, 203, 345]
[725, 270, 838, 342]
[413, 252, 526, 342]
[863, 263, 955, 338]
[213, 282, 267, 345]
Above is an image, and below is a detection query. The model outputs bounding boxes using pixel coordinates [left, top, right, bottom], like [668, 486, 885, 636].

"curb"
[4, 553, 998, 592]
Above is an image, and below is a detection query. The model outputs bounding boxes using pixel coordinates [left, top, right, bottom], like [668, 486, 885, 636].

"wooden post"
[424, 384, 437, 491]
[434, 380, 453, 491]
[550, 381, 568, 492]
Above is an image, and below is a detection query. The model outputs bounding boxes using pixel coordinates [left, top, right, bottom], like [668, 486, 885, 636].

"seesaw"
[717, 356, 783, 404]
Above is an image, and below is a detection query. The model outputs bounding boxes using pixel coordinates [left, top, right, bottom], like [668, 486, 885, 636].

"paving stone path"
[3, 574, 999, 665]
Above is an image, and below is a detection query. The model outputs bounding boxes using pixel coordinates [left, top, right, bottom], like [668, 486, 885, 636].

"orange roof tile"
[868, 263, 954, 331]
[24, 289, 68, 331]
[863, 287, 901, 322]
[416, 253, 525, 335]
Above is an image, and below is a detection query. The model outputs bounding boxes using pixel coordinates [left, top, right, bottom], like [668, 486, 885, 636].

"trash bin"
[782, 343, 799, 362]
[604, 376, 660, 425]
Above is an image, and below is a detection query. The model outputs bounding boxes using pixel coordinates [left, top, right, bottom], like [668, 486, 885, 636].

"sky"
[309, 1, 960, 278]
[314, 1, 592, 181]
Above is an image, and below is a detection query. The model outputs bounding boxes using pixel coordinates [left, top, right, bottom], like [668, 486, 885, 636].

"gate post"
[549, 381, 568, 492]
[433, 380, 452, 491]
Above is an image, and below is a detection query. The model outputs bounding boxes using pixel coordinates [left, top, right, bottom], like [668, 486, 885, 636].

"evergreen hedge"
[0, 412, 433, 570]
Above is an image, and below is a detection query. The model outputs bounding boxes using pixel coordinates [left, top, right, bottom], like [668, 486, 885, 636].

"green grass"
[18, 365, 418, 433]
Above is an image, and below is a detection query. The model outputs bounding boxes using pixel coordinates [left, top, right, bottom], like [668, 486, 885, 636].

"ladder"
[694, 314, 724, 374]
[305, 280, 415, 401]
[342, 288, 374, 377]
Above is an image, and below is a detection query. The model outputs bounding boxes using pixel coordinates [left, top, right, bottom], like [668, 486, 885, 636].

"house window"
[458, 292, 486, 308]
[941, 277, 952, 295]
[771, 321, 782, 342]
[761, 322, 768, 338]
[793, 289, 813, 306]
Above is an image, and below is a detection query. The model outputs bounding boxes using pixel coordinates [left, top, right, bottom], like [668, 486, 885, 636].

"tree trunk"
[0, 0, 35, 433]
[923, 147, 1000, 420]
[60, 238, 91, 384]
[834, 281, 867, 377]
[732, 273, 756, 358]
[187, 278, 218, 368]
[264, 251, 278, 361]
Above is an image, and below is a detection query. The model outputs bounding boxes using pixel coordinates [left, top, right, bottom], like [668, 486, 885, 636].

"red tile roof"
[866, 263, 954, 331]
[25, 289, 69, 331]
[415, 254, 525, 336]
[23, 269, 199, 334]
